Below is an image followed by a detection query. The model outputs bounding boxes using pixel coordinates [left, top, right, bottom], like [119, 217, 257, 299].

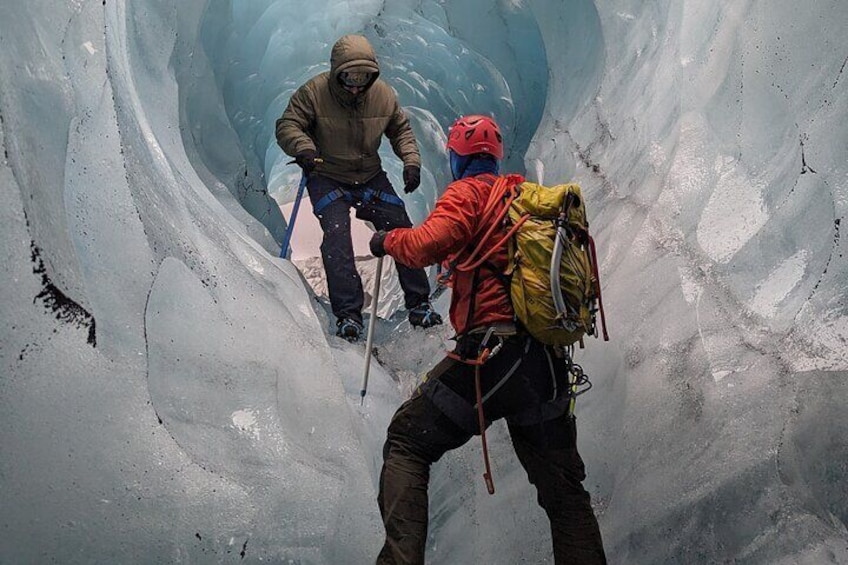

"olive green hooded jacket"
[275, 34, 420, 185]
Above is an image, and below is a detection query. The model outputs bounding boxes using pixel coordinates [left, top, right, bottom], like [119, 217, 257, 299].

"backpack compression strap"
[588, 235, 610, 341]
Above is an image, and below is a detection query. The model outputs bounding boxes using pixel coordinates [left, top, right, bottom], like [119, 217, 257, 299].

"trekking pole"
[360, 255, 384, 404]
[279, 173, 308, 259]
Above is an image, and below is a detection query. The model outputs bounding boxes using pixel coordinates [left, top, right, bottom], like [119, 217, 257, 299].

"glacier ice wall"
[1, 0, 847, 563]
[564, 3, 848, 563]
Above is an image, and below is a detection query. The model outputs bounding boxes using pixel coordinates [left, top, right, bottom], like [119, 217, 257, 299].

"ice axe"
[360, 231, 385, 404]
[279, 158, 323, 259]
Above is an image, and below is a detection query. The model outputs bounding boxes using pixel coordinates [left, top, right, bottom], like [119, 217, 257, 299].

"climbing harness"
[312, 185, 404, 215]
[445, 330, 594, 496]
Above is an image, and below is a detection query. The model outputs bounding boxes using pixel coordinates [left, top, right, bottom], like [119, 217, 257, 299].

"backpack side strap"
[588, 235, 610, 341]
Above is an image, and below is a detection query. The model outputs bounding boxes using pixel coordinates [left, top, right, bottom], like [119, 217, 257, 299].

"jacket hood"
[330, 34, 380, 88]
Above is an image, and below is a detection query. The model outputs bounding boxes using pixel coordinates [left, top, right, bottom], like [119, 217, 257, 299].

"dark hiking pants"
[306, 172, 430, 324]
[377, 332, 607, 565]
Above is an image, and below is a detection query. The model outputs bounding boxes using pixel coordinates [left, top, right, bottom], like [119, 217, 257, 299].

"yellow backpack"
[449, 176, 609, 347]
[508, 181, 608, 347]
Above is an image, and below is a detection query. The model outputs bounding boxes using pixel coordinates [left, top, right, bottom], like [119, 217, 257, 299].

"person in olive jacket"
[276, 34, 441, 341]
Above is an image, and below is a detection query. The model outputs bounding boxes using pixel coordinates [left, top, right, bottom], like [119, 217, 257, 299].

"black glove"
[369, 230, 388, 258]
[295, 150, 319, 175]
[403, 165, 420, 194]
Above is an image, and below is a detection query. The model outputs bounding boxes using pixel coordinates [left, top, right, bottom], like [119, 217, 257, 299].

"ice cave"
[1, 0, 846, 563]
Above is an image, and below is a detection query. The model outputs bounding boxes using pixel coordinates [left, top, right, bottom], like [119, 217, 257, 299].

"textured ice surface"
[1, 0, 847, 563]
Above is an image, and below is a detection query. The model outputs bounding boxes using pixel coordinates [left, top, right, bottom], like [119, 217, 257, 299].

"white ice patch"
[628, 213, 657, 258]
[701, 331, 749, 383]
[677, 266, 703, 305]
[231, 410, 259, 439]
[244, 252, 265, 275]
[648, 141, 666, 172]
[697, 156, 769, 263]
[298, 302, 314, 319]
[667, 113, 712, 197]
[532, 158, 545, 184]
[748, 251, 808, 318]
[712, 369, 733, 381]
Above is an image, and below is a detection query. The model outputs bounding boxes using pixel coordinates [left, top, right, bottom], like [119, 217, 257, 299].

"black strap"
[483, 258, 511, 296]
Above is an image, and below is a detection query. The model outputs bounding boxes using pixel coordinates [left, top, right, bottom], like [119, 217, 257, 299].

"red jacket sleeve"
[384, 179, 483, 268]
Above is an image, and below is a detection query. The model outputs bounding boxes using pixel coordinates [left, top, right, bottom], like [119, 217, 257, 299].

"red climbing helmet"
[446, 114, 504, 160]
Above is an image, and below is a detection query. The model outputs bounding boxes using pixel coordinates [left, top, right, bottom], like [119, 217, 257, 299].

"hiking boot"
[408, 301, 443, 328]
[336, 317, 364, 342]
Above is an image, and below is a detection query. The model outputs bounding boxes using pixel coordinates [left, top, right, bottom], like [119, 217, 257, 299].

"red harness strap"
[447, 342, 499, 495]
[587, 235, 610, 341]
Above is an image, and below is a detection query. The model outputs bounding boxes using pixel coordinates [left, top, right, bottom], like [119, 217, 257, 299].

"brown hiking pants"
[376, 333, 607, 564]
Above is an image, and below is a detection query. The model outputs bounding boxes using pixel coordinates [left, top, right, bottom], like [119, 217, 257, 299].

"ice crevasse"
[0, 0, 846, 563]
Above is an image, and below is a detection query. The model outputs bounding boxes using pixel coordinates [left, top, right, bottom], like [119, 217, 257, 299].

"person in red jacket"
[368, 115, 607, 564]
